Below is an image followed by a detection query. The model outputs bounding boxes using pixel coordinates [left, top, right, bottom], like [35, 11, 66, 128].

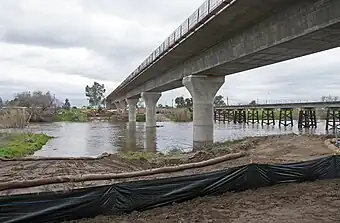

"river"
[12, 120, 329, 157]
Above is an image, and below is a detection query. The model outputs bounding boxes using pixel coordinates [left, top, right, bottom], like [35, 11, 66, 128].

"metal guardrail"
[112, 0, 234, 95]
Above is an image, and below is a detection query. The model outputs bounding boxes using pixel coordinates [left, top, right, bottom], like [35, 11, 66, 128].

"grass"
[118, 137, 250, 163]
[55, 109, 88, 122]
[136, 114, 146, 122]
[0, 132, 53, 158]
[119, 151, 165, 160]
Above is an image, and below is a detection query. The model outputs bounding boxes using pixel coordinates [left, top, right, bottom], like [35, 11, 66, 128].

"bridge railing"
[113, 0, 233, 94]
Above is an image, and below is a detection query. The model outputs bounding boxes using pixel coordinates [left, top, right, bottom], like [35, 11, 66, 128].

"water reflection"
[12, 120, 332, 157]
[125, 122, 137, 152]
[144, 127, 157, 152]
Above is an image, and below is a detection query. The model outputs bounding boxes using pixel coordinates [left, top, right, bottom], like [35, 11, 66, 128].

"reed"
[0, 108, 30, 129]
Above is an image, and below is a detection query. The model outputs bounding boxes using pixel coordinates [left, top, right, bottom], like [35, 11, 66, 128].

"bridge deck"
[109, 0, 297, 99]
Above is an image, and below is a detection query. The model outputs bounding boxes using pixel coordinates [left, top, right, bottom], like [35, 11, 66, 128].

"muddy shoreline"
[67, 178, 340, 223]
[0, 134, 334, 195]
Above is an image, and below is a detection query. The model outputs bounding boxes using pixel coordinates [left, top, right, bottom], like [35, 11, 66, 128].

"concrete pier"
[105, 99, 114, 109]
[119, 100, 127, 114]
[141, 92, 161, 127]
[126, 98, 139, 122]
[183, 75, 225, 149]
[114, 101, 121, 114]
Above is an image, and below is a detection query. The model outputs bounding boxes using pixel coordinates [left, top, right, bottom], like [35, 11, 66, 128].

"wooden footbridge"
[214, 101, 340, 131]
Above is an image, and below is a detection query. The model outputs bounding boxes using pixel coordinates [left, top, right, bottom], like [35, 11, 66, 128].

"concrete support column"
[141, 92, 161, 127]
[183, 75, 225, 149]
[119, 100, 127, 114]
[126, 98, 139, 122]
[105, 99, 113, 109]
[114, 101, 121, 114]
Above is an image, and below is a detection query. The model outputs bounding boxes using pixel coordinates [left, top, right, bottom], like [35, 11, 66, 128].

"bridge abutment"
[183, 75, 225, 149]
[141, 92, 161, 128]
[126, 98, 139, 123]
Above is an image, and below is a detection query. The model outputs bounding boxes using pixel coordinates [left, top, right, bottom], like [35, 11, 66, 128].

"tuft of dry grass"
[166, 109, 193, 122]
[0, 108, 30, 129]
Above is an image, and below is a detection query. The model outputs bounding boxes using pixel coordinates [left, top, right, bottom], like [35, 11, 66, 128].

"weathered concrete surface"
[126, 98, 139, 122]
[114, 101, 121, 114]
[183, 75, 225, 149]
[141, 92, 161, 127]
[109, 0, 340, 101]
[109, 0, 297, 99]
[119, 100, 127, 114]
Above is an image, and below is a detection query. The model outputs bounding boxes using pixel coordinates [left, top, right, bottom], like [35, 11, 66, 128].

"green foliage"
[175, 96, 185, 108]
[214, 95, 226, 106]
[63, 98, 71, 110]
[185, 98, 193, 107]
[136, 114, 146, 122]
[0, 132, 52, 158]
[175, 96, 192, 108]
[85, 82, 106, 107]
[55, 109, 88, 122]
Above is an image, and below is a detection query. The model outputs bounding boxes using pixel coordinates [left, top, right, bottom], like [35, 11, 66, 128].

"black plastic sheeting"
[1, 155, 340, 223]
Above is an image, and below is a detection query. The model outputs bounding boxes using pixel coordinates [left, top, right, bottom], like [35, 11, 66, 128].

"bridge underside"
[111, 0, 340, 101]
[108, 0, 340, 150]
[110, 0, 297, 100]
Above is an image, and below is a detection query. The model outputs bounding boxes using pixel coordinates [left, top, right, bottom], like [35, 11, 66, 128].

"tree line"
[164, 95, 227, 108]
[0, 81, 338, 111]
[0, 81, 106, 110]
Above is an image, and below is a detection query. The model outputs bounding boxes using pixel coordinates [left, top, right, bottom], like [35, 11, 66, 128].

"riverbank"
[0, 133, 334, 195]
[0, 132, 52, 158]
[67, 178, 340, 223]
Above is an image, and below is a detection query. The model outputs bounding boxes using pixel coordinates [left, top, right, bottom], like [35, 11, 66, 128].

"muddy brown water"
[1, 120, 330, 157]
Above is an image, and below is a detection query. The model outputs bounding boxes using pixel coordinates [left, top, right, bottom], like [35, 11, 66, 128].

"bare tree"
[7, 91, 61, 122]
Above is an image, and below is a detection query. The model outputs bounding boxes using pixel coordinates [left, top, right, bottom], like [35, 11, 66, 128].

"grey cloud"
[82, 0, 204, 26]
[0, 0, 202, 83]
[1, 0, 340, 106]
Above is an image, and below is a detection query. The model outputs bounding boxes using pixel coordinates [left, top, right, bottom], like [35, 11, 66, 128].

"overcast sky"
[0, 0, 340, 106]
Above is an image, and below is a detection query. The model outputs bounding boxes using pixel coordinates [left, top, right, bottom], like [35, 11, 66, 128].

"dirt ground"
[67, 178, 340, 223]
[0, 134, 334, 195]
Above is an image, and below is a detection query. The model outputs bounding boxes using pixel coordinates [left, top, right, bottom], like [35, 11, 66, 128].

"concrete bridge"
[107, 0, 340, 148]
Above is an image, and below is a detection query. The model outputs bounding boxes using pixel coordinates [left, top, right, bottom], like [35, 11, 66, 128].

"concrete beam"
[122, 0, 340, 99]
[110, 0, 296, 98]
